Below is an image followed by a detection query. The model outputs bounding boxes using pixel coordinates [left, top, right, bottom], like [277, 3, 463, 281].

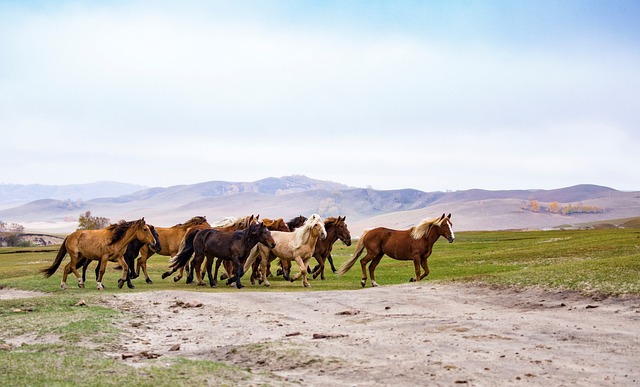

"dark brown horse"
[310, 216, 351, 280]
[133, 216, 209, 284]
[337, 214, 455, 287]
[41, 218, 157, 290]
[162, 215, 258, 283]
[166, 221, 275, 288]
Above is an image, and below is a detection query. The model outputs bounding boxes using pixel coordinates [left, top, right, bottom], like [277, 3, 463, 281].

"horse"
[132, 216, 209, 284]
[41, 218, 157, 290]
[278, 216, 352, 280]
[337, 214, 455, 287]
[244, 214, 326, 287]
[78, 224, 161, 289]
[161, 215, 259, 282]
[172, 221, 276, 288]
[310, 216, 352, 280]
[286, 215, 307, 232]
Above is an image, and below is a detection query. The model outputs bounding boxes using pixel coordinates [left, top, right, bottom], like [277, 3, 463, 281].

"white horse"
[244, 214, 326, 287]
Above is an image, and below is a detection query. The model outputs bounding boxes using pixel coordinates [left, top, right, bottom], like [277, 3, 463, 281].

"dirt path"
[95, 283, 639, 386]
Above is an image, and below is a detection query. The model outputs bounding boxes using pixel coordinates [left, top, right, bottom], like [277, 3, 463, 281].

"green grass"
[2, 228, 640, 295]
[1, 228, 639, 384]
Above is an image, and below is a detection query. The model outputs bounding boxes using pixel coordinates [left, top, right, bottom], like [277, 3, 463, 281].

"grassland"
[1, 228, 639, 384]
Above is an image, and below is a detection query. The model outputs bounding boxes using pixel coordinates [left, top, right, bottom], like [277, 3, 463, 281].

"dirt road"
[94, 283, 640, 386]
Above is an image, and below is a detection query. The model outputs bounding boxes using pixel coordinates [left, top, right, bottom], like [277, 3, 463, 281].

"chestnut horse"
[133, 216, 210, 284]
[337, 214, 455, 287]
[244, 214, 326, 287]
[172, 221, 276, 288]
[310, 216, 351, 280]
[41, 218, 157, 290]
[79, 224, 161, 289]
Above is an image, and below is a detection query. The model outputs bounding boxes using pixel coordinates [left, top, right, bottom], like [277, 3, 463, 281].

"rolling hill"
[1, 176, 639, 235]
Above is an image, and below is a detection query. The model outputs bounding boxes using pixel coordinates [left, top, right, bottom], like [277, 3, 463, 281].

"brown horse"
[133, 216, 209, 284]
[41, 218, 157, 290]
[337, 214, 455, 287]
[174, 221, 276, 288]
[162, 215, 259, 283]
[310, 216, 351, 280]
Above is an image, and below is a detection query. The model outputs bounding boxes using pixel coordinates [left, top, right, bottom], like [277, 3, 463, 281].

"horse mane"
[293, 214, 324, 248]
[174, 216, 207, 228]
[210, 216, 238, 228]
[409, 216, 443, 240]
[108, 219, 144, 245]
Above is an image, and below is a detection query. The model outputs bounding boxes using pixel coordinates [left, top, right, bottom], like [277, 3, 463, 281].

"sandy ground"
[2, 283, 639, 386]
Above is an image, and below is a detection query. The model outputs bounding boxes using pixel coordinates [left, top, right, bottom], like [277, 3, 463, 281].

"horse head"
[134, 218, 158, 246]
[308, 214, 327, 240]
[252, 221, 276, 248]
[335, 216, 352, 246]
[437, 213, 455, 243]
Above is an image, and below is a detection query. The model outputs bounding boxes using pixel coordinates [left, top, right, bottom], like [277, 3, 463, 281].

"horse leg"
[312, 255, 325, 280]
[409, 258, 421, 282]
[116, 256, 130, 289]
[418, 258, 430, 280]
[359, 252, 378, 288]
[61, 262, 72, 290]
[232, 258, 244, 289]
[205, 255, 216, 287]
[192, 253, 205, 286]
[141, 256, 153, 285]
[68, 254, 85, 289]
[368, 255, 384, 287]
[327, 253, 338, 274]
[186, 261, 196, 284]
[212, 258, 223, 287]
[96, 255, 110, 290]
[261, 253, 271, 287]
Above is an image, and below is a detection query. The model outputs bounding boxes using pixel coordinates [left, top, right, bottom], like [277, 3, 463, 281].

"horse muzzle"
[447, 237, 455, 243]
[269, 242, 276, 248]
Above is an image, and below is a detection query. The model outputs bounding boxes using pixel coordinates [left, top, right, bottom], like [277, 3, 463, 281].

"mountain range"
[2, 175, 640, 235]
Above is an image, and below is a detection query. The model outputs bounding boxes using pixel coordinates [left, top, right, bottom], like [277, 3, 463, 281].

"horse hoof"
[175, 277, 182, 283]
[131, 273, 139, 279]
[161, 272, 170, 279]
[60, 283, 68, 290]
[117, 279, 125, 289]
[127, 283, 135, 289]
[304, 283, 311, 288]
[146, 279, 153, 285]
[360, 280, 366, 288]
[409, 278, 416, 282]
[220, 273, 228, 281]
[78, 283, 85, 289]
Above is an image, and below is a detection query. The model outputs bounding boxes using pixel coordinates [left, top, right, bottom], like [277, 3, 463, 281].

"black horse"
[163, 221, 275, 289]
[79, 225, 161, 289]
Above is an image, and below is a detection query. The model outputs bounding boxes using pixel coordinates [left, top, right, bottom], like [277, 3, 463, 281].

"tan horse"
[41, 218, 156, 290]
[133, 216, 210, 284]
[244, 214, 326, 287]
[338, 214, 455, 287]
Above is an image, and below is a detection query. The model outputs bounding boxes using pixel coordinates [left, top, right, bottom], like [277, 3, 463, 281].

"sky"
[1, 0, 639, 192]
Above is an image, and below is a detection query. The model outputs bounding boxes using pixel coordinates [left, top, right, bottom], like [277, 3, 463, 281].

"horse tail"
[337, 230, 369, 276]
[41, 238, 68, 278]
[169, 228, 198, 269]
[243, 245, 260, 272]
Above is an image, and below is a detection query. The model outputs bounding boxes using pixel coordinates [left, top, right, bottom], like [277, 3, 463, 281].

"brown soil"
[89, 283, 640, 386]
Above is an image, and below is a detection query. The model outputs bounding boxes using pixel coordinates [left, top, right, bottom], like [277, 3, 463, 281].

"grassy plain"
[1, 228, 639, 384]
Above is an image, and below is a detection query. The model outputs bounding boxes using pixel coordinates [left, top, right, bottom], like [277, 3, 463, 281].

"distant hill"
[1, 176, 639, 234]
[0, 181, 147, 206]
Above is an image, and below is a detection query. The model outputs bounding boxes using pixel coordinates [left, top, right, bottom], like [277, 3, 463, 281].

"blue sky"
[1, 1, 639, 192]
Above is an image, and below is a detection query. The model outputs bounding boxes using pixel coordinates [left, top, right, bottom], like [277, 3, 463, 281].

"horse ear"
[440, 214, 445, 220]
[447, 213, 451, 219]
[256, 214, 260, 220]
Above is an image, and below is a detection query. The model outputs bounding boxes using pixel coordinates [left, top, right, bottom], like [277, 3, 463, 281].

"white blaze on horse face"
[447, 221, 455, 242]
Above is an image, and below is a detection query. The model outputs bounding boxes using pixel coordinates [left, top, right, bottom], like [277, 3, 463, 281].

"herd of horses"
[41, 213, 455, 290]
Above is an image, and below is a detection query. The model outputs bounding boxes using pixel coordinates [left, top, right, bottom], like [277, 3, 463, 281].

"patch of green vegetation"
[0, 345, 266, 386]
[1, 228, 639, 295]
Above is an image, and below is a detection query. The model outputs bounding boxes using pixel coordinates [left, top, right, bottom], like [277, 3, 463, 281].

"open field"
[1, 228, 639, 385]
